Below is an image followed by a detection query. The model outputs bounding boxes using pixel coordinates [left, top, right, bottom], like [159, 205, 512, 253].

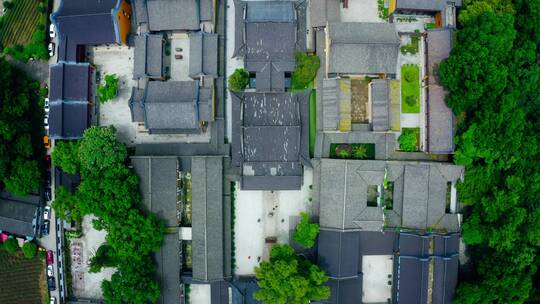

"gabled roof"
[52, 0, 121, 61]
[316, 159, 464, 232]
[322, 78, 351, 132]
[246, 1, 295, 22]
[231, 91, 310, 190]
[141, 81, 213, 134]
[49, 62, 91, 101]
[317, 230, 360, 279]
[427, 29, 455, 154]
[155, 233, 182, 304]
[49, 101, 89, 139]
[395, 0, 462, 11]
[134, 34, 163, 80]
[327, 23, 400, 75]
[191, 157, 224, 282]
[370, 79, 390, 131]
[309, 0, 340, 28]
[146, 0, 200, 31]
[0, 191, 40, 237]
[189, 33, 219, 79]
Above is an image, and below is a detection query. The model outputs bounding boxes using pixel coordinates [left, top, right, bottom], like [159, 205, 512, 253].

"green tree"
[98, 74, 119, 103]
[3, 238, 18, 253]
[79, 126, 127, 173]
[254, 244, 330, 303]
[52, 186, 84, 223]
[89, 244, 119, 273]
[292, 212, 319, 248]
[291, 52, 320, 90]
[0, 58, 43, 196]
[52, 140, 81, 174]
[22, 242, 37, 259]
[228, 68, 249, 92]
[398, 129, 417, 152]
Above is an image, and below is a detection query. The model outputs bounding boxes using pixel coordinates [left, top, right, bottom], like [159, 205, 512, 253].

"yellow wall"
[389, 0, 396, 14]
[117, 0, 132, 45]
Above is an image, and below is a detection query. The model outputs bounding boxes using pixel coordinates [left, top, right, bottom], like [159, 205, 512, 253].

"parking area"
[91, 45, 211, 146]
[234, 170, 313, 275]
[70, 216, 115, 300]
[169, 33, 191, 81]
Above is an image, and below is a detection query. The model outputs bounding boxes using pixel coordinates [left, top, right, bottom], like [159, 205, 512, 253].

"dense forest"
[0, 57, 43, 195]
[438, 0, 540, 302]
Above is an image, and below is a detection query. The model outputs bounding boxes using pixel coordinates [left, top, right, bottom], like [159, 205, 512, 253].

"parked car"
[47, 265, 53, 277]
[44, 98, 49, 113]
[42, 220, 50, 236]
[49, 24, 56, 38]
[50, 296, 57, 304]
[43, 206, 51, 221]
[43, 135, 51, 149]
[47, 276, 56, 291]
[46, 250, 54, 265]
[48, 43, 55, 57]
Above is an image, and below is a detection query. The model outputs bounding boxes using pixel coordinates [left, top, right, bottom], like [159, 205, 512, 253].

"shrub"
[3, 238, 18, 253]
[405, 95, 417, 107]
[228, 68, 249, 92]
[98, 74, 119, 103]
[404, 69, 416, 82]
[291, 52, 320, 90]
[398, 129, 418, 152]
[352, 145, 368, 159]
[292, 212, 319, 248]
[22, 242, 37, 259]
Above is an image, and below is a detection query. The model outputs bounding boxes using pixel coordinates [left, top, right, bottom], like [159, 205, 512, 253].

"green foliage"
[439, 2, 540, 302]
[53, 126, 164, 302]
[400, 35, 420, 54]
[291, 52, 320, 90]
[3, 238, 18, 253]
[398, 128, 418, 152]
[352, 145, 368, 159]
[228, 68, 249, 92]
[254, 244, 330, 303]
[377, 0, 388, 20]
[338, 149, 350, 158]
[79, 126, 127, 173]
[3, 25, 48, 61]
[89, 244, 119, 273]
[98, 74, 119, 103]
[292, 212, 319, 248]
[0, 58, 43, 196]
[401, 65, 420, 113]
[52, 140, 80, 174]
[3, 1, 14, 10]
[21, 242, 37, 259]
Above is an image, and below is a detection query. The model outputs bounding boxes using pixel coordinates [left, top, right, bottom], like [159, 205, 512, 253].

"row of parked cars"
[46, 249, 57, 303]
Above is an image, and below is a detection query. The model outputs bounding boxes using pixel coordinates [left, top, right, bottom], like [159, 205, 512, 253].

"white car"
[44, 97, 49, 112]
[43, 206, 51, 221]
[47, 265, 53, 277]
[50, 296, 57, 304]
[49, 24, 56, 38]
[48, 43, 55, 57]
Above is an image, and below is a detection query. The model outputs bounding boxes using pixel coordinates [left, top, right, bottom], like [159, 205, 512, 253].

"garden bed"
[329, 143, 375, 160]
[309, 89, 316, 157]
[0, 249, 47, 303]
[401, 65, 420, 113]
[398, 128, 420, 151]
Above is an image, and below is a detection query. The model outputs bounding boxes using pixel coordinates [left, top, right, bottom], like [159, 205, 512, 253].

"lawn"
[0, 0, 47, 48]
[309, 89, 316, 157]
[0, 250, 47, 303]
[329, 143, 375, 160]
[401, 65, 420, 113]
[400, 35, 420, 54]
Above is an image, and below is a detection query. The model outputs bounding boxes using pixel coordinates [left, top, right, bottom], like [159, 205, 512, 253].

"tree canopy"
[97, 74, 119, 103]
[52, 140, 80, 174]
[438, 0, 540, 302]
[292, 212, 319, 248]
[291, 52, 320, 90]
[22, 242, 37, 259]
[254, 244, 330, 304]
[228, 68, 249, 92]
[51, 126, 164, 303]
[0, 58, 43, 195]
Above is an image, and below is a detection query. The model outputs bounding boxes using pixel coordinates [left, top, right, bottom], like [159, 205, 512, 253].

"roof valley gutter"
[342, 161, 347, 230]
[203, 158, 208, 281]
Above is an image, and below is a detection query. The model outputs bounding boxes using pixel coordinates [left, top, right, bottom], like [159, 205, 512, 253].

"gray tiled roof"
[134, 34, 163, 79]
[395, 0, 462, 11]
[191, 157, 224, 282]
[52, 0, 120, 62]
[327, 23, 399, 75]
[231, 91, 310, 190]
[200, 0, 214, 22]
[326, 277, 362, 304]
[49, 101, 89, 139]
[129, 86, 146, 123]
[189, 33, 219, 78]
[131, 157, 179, 227]
[141, 81, 213, 133]
[0, 191, 40, 237]
[246, 1, 295, 22]
[309, 0, 340, 28]
[370, 79, 390, 131]
[146, 0, 200, 31]
[316, 159, 463, 232]
[427, 29, 455, 154]
[322, 78, 351, 131]
[317, 230, 360, 279]
[49, 62, 91, 101]
[154, 233, 181, 304]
